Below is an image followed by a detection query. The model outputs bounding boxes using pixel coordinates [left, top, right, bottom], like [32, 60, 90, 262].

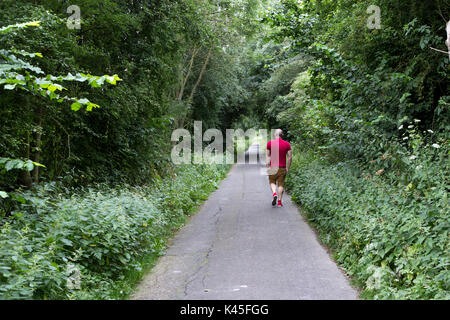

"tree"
[0, 20, 121, 189]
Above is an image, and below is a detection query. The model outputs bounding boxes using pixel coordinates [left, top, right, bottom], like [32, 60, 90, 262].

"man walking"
[266, 129, 292, 208]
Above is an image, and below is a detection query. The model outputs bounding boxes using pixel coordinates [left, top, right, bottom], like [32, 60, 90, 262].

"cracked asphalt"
[131, 144, 358, 300]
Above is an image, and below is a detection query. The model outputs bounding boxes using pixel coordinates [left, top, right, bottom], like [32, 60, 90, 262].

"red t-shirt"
[267, 138, 291, 167]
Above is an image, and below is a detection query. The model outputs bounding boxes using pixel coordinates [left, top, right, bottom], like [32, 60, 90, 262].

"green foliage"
[286, 137, 449, 299]
[0, 0, 259, 299]
[2, 0, 447, 301]
[0, 20, 121, 110]
[0, 157, 45, 173]
[0, 163, 230, 299]
[0, 21, 41, 34]
[0, 0, 263, 187]
[257, 0, 450, 300]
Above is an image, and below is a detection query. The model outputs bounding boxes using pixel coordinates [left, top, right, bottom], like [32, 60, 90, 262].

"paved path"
[132, 144, 358, 300]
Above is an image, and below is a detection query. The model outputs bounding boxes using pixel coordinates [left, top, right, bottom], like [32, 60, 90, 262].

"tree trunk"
[177, 47, 212, 129]
[174, 47, 200, 129]
[18, 122, 32, 189]
[31, 105, 44, 183]
[17, 100, 33, 189]
[188, 47, 212, 103]
[177, 46, 199, 101]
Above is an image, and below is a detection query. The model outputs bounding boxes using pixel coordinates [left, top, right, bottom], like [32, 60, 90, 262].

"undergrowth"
[0, 163, 230, 299]
[286, 138, 449, 299]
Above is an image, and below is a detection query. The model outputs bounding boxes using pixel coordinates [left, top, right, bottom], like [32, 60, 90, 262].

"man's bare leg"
[270, 183, 277, 195]
[278, 186, 284, 200]
[270, 182, 278, 206]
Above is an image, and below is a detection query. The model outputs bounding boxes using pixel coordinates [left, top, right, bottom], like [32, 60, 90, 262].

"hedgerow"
[286, 141, 449, 300]
[0, 163, 229, 299]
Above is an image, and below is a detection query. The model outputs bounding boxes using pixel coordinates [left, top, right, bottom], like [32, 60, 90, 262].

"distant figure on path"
[266, 129, 292, 208]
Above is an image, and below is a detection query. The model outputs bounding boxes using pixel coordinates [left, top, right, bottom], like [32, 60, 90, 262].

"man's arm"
[266, 149, 271, 168]
[286, 150, 292, 172]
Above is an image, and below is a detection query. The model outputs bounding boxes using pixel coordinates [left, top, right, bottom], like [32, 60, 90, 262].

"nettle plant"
[0, 20, 121, 196]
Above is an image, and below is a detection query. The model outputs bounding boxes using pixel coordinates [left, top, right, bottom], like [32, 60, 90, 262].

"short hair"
[274, 129, 283, 138]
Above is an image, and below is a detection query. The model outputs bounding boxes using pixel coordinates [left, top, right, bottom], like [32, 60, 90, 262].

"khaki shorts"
[268, 167, 287, 187]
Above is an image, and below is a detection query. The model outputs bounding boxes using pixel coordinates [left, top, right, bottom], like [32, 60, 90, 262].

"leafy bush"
[0, 163, 230, 299]
[286, 136, 449, 299]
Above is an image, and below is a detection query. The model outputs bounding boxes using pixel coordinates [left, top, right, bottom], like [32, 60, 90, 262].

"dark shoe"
[272, 193, 278, 206]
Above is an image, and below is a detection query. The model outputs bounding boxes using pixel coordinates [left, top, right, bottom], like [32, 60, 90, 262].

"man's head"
[274, 129, 283, 138]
